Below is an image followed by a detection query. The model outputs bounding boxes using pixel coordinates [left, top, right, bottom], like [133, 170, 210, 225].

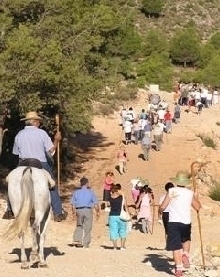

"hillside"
[134, 0, 220, 39]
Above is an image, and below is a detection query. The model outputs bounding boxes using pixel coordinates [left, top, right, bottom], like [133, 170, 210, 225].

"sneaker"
[54, 214, 63, 222]
[120, 247, 126, 250]
[158, 219, 163, 225]
[182, 254, 190, 268]
[72, 241, 83, 248]
[175, 270, 183, 277]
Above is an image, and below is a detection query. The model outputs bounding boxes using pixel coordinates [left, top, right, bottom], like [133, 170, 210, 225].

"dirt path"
[0, 92, 220, 276]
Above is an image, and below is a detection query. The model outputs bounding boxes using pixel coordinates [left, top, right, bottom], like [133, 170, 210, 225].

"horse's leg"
[19, 233, 29, 269]
[38, 212, 50, 268]
[30, 222, 40, 264]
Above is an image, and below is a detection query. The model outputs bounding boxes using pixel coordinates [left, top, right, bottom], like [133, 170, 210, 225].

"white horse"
[4, 166, 53, 269]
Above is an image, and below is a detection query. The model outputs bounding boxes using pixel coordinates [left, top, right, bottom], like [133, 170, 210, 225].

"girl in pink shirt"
[136, 186, 154, 233]
[103, 171, 114, 210]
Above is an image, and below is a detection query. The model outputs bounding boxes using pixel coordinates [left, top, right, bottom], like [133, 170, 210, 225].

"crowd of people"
[174, 82, 219, 114]
[99, 170, 201, 277]
[117, 83, 219, 167]
[118, 103, 174, 164]
[2, 85, 216, 277]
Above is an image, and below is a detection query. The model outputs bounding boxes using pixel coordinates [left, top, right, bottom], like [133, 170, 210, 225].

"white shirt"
[157, 109, 166, 120]
[194, 91, 201, 100]
[201, 89, 208, 98]
[207, 93, 212, 101]
[127, 110, 135, 120]
[138, 119, 147, 130]
[121, 109, 127, 118]
[124, 120, 132, 133]
[168, 187, 194, 224]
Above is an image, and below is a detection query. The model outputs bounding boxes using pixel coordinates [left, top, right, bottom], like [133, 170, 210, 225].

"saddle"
[18, 158, 55, 189]
[19, 158, 42, 169]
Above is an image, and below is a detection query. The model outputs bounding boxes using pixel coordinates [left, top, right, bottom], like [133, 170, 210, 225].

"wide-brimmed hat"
[170, 170, 191, 185]
[20, 111, 42, 121]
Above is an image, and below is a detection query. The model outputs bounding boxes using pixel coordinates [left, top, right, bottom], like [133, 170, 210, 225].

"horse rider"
[3, 111, 67, 222]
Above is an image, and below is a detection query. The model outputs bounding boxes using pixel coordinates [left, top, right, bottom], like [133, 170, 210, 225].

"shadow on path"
[142, 252, 174, 275]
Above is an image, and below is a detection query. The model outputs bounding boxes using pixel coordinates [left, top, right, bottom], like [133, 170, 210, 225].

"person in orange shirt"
[164, 110, 172, 133]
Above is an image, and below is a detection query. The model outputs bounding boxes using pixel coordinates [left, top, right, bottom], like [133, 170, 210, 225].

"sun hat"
[170, 170, 191, 185]
[20, 111, 42, 121]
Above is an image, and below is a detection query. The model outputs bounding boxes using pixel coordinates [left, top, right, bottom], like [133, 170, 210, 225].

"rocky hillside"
[134, 0, 220, 39]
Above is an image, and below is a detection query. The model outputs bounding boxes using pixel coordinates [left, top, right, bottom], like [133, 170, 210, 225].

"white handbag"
[119, 196, 131, 221]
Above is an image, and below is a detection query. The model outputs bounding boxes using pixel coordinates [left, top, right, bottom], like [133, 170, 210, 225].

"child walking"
[117, 145, 128, 175]
[136, 185, 154, 234]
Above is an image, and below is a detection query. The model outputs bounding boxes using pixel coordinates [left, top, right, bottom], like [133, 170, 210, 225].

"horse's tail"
[5, 167, 35, 241]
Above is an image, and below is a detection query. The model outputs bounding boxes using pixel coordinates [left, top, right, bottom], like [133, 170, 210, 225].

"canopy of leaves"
[141, 0, 165, 17]
[142, 29, 169, 57]
[196, 53, 220, 88]
[0, 0, 141, 133]
[170, 27, 201, 66]
[0, 0, 220, 135]
[136, 52, 173, 91]
[197, 43, 216, 69]
[209, 31, 220, 50]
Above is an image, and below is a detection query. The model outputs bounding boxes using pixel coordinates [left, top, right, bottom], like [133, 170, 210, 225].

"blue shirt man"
[13, 126, 53, 162]
[71, 177, 100, 248]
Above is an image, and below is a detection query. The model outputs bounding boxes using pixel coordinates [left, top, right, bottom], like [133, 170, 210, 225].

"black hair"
[165, 182, 174, 191]
[115, 183, 121, 190]
[140, 185, 152, 194]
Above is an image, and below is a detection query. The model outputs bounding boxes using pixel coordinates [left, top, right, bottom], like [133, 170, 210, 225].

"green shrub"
[179, 70, 196, 83]
[209, 181, 220, 201]
[196, 133, 217, 149]
[98, 103, 115, 116]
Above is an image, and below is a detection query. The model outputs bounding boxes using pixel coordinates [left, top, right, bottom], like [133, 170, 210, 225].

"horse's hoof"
[21, 263, 29, 270]
[39, 262, 48, 268]
[30, 253, 40, 263]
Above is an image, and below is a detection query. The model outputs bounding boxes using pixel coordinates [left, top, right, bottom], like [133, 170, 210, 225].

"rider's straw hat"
[170, 170, 191, 186]
[20, 111, 42, 121]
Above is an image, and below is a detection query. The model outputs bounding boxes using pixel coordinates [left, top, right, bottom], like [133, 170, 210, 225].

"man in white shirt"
[194, 89, 201, 105]
[123, 120, 133, 145]
[157, 108, 166, 121]
[159, 171, 201, 277]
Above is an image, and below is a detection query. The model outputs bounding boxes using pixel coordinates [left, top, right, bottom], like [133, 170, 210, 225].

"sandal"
[175, 270, 183, 277]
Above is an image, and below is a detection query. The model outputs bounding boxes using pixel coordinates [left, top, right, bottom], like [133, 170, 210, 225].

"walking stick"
[190, 161, 210, 269]
[55, 114, 61, 194]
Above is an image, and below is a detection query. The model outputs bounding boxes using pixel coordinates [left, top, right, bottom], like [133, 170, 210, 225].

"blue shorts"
[167, 222, 191, 251]
[108, 216, 127, 240]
